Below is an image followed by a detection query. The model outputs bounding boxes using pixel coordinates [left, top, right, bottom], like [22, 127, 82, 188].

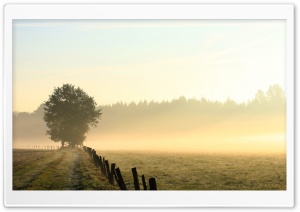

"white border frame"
[3, 4, 294, 207]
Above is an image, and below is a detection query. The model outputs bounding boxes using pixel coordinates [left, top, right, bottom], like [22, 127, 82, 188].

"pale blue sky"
[13, 20, 285, 112]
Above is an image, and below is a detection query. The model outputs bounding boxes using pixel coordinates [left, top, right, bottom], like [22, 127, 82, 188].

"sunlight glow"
[13, 20, 285, 112]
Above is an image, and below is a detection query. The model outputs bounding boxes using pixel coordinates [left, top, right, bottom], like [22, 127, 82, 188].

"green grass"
[13, 148, 117, 190]
[96, 150, 286, 190]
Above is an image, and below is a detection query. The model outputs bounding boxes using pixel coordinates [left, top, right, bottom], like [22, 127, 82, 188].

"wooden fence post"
[87, 147, 92, 157]
[149, 178, 157, 190]
[98, 156, 105, 174]
[109, 163, 116, 185]
[114, 167, 127, 190]
[132, 167, 140, 190]
[103, 161, 115, 185]
[92, 150, 98, 167]
[95, 153, 100, 167]
[141, 175, 147, 190]
[81, 146, 158, 190]
[105, 160, 110, 180]
[102, 157, 107, 176]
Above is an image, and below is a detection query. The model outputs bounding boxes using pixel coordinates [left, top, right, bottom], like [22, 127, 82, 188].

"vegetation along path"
[13, 148, 117, 190]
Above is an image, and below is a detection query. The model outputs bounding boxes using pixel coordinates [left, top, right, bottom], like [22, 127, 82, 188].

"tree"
[43, 84, 101, 148]
[266, 84, 286, 103]
[254, 89, 267, 105]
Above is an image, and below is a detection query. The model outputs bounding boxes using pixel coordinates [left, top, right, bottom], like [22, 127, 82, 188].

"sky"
[13, 20, 286, 113]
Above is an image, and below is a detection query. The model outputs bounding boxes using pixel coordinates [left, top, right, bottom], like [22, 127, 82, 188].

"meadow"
[13, 148, 116, 190]
[96, 150, 286, 190]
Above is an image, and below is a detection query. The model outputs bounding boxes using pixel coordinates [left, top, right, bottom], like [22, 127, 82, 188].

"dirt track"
[13, 148, 117, 190]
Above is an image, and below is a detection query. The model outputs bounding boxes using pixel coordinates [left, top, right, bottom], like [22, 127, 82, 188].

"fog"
[86, 113, 285, 153]
[13, 85, 286, 154]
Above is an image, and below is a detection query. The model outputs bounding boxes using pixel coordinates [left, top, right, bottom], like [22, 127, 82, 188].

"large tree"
[43, 84, 101, 148]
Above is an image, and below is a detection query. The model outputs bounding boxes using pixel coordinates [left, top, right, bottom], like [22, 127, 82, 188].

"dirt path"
[13, 148, 117, 190]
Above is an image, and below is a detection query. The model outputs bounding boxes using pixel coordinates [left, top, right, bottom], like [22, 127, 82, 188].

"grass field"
[13, 148, 286, 190]
[13, 148, 117, 190]
[96, 150, 286, 190]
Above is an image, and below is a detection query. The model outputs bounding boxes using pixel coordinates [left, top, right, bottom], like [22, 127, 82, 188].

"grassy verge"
[13, 148, 118, 190]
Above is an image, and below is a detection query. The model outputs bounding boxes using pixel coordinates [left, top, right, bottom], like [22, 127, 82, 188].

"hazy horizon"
[13, 84, 286, 154]
[13, 20, 286, 154]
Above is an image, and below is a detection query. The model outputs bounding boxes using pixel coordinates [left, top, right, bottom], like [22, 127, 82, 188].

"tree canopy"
[43, 84, 101, 147]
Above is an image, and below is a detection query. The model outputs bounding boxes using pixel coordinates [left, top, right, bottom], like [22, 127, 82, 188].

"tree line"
[13, 84, 285, 147]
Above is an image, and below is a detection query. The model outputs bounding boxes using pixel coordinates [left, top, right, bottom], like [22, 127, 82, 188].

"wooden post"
[98, 156, 104, 173]
[114, 167, 127, 190]
[102, 157, 107, 176]
[91, 149, 95, 158]
[94, 153, 99, 167]
[132, 167, 140, 190]
[102, 160, 116, 185]
[92, 150, 98, 167]
[109, 163, 116, 185]
[98, 156, 103, 168]
[105, 160, 110, 179]
[141, 175, 147, 190]
[149, 178, 157, 190]
[87, 147, 92, 157]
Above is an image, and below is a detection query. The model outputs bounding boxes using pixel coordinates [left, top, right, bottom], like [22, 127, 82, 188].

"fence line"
[83, 146, 157, 190]
[15, 145, 60, 150]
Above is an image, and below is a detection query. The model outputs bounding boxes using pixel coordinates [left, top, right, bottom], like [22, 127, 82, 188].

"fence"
[16, 145, 60, 150]
[83, 146, 157, 190]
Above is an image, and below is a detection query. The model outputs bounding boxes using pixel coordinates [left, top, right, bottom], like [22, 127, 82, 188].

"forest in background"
[13, 85, 286, 152]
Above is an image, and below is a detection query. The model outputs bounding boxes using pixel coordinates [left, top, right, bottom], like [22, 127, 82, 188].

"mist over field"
[12, 20, 287, 191]
[13, 85, 286, 154]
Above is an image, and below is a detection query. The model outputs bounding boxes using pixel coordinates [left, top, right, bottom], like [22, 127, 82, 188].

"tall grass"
[96, 150, 286, 190]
